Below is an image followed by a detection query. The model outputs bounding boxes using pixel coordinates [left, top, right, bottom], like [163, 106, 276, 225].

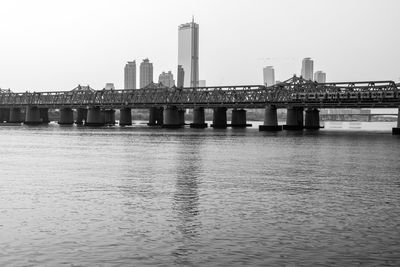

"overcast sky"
[0, 0, 399, 91]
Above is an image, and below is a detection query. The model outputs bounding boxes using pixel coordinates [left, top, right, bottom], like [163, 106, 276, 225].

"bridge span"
[0, 76, 399, 134]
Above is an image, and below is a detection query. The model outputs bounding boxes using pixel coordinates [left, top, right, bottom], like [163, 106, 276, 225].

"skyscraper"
[314, 71, 326, 83]
[140, 58, 153, 88]
[178, 19, 199, 87]
[158, 71, 175, 88]
[263, 66, 275, 86]
[177, 65, 185, 88]
[124, 61, 136, 89]
[301, 57, 314, 80]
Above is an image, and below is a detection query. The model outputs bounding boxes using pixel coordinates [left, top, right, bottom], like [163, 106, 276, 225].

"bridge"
[0, 76, 399, 134]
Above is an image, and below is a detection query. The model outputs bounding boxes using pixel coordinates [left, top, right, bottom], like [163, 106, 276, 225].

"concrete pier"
[8, 108, 23, 123]
[178, 109, 185, 126]
[163, 106, 182, 128]
[103, 109, 116, 125]
[211, 107, 227, 128]
[24, 106, 41, 125]
[148, 107, 163, 126]
[75, 108, 88, 125]
[58, 108, 74, 125]
[304, 108, 321, 130]
[40, 108, 50, 123]
[85, 107, 105, 126]
[231, 109, 251, 127]
[119, 108, 132, 126]
[259, 105, 282, 131]
[190, 107, 208, 128]
[283, 107, 304, 130]
[0, 108, 10, 123]
[392, 108, 400, 135]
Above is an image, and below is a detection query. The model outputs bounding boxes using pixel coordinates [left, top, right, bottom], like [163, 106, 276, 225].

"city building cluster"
[263, 57, 327, 87]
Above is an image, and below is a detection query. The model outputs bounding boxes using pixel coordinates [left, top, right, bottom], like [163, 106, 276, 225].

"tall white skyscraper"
[263, 66, 275, 86]
[140, 58, 153, 88]
[314, 71, 326, 83]
[124, 61, 136, 89]
[178, 19, 199, 87]
[301, 57, 314, 80]
[158, 71, 175, 88]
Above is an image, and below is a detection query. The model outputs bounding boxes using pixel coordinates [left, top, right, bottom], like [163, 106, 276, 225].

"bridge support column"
[163, 106, 182, 128]
[40, 108, 50, 123]
[283, 107, 304, 130]
[58, 108, 74, 125]
[148, 107, 163, 126]
[75, 108, 88, 125]
[211, 107, 227, 128]
[178, 109, 185, 126]
[103, 109, 116, 125]
[24, 106, 41, 125]
[392, 108, 400, 135]
[8, 108, 23, 123]
[85, 107, 105, 126]
[190, 107, 207, 128]
[119, 108, 132, 126]
[231, 109, 251, 127]
[259, 105, 282, 131]
[304, 108, 321, 130]
[0, 108, 10, 123]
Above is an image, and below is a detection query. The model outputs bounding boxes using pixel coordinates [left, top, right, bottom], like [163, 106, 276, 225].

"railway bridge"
[0, 76, 399, 134]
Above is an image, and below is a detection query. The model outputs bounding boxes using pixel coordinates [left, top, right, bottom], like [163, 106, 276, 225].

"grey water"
[0, 122, 400, 266]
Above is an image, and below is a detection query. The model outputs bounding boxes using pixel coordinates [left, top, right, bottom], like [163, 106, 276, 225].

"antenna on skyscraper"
[192, 15, 194, 23]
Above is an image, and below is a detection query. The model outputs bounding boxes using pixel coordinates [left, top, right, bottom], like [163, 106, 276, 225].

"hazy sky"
[0, 0, 399, 91]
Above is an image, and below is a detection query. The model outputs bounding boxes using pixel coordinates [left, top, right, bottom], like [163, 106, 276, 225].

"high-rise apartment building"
[301, 57, 314, 80]
[124, 61, 136, 89]
[178, 19, 199, 87]
[314, 71, 326, 83]
[263, 66, 275, 86]
[158, 71, 175, 88]
[140, 58, 153, 88]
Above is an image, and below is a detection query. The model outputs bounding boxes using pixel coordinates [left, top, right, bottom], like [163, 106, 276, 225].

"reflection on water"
[0, 123, 400, 266]
[172, 138, 202, 265]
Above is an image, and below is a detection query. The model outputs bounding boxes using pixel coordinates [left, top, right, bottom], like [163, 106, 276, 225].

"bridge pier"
[40, 108, 50, 123]
[103, 109, 116, 125]
[75, 108, 88, 125]
[24, 106, 41, 125]
[283, 107, 304, 130]
[8, 108, 23, 123]
[259, 105, 282, 131]
[163, 106, 182, 128]
[0, 108, 10, 123]
[304, 108, 321, 130]
[211, 107, 227, 128]
[119, 108, 132, 126]
[190, 107, 207, 128]
[178, 109, 185, 126]
[58, 108, 74, 125]
[392, 108, 400, 135]
[231, 109, 251, 127]
[85, 107, 105, 126]
[148, 107, 163, 126]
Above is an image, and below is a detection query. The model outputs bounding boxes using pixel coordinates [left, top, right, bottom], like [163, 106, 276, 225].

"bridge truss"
[0, 76, 399, 109]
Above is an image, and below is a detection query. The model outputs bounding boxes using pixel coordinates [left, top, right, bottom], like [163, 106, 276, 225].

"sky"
[0, 0, 399, 91]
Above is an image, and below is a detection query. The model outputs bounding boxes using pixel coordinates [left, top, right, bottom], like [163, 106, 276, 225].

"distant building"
[105, 83, 115, 90]
[177, 65, 185, 87]
[124, 61, 136, 89]
[301, 57, 314, 80]
[158, 71, 175, 88]
[198, 80, 206, 87]
[314, 71, 326, 83]
[263, 66, 275, 86]
[178, 19, 199, 87]
[140, 58, 153, 88]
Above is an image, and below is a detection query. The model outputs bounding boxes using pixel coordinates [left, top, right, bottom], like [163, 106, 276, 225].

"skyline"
[0, 0, 399, 91]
